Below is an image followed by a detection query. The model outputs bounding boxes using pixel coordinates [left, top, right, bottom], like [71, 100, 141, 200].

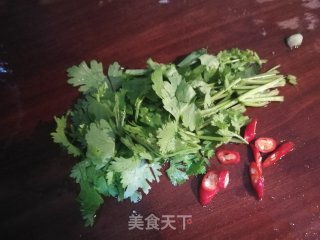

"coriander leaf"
[121, 160, 156, 198]
[67, 60, 106, 93]
[169, 154, 205, 176]
[147, 58, 161, 70]
[156, 121, 178, 154]
[129, 191, 143, 203]
[78, 181, 104, 227]
[165, 65, 182, 87]
[229, 110, 249, 133]
[94, 176, 109, 195]
[181, 103, 203, 131]
[190, 80, 213, 109]
[88, 97, 112, 121]
[166, 162, 188, 186]
[120, 136, 153, 160]
[138, 106, 163, 128]
[123, 124, 158, 153]
[162, 97, 180, 120]
[122, 77, 151, 103]
[111, 158, 158, 201]
[151, 67, 165, 97]
[70, 160, 91, 183]
[150, 162, 162, 182]
[51, 116, 81, 157]
[85, 119, 115, 168]
[71, 97, 92, 127]
[211, 111, 228, 129]
[177, 48, 207, 68]
[151, 67, 181, 119]
[109, 156, 139, 172]
[176, 79, 196, 103]
[186, 159, 207, 175]
[152, 66, 197, 121]
[107, 62, 123, 91]
[199, 54, 219, 71]
[183, 64, 206, 82]
[94, 176, 118, 197]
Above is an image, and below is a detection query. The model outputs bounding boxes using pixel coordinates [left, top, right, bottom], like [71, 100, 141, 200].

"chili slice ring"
[216, 149, 240, 165]
[255, 137, 277, 153]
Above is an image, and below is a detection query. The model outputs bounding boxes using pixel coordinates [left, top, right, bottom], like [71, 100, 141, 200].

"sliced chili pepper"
[216, 149, 240, 165]
[199, 171, 220, 206]
[218, 170, 230, 189]
[249, 162, 264, 200]
[250, 143, 262, 165]
[244, 118, 257, 143]
[262, 141, 295, 168]
[255, 137, 277, 153]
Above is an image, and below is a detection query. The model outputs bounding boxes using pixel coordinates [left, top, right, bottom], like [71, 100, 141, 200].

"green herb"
[51, 48, 295, 226]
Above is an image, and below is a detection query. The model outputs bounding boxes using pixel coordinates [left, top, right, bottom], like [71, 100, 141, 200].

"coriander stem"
[233, 85, 260, 90]
[229, 133, 248, 144]
[199, 99, 239, 129]
[210, 92, 229, 102]
[230, 103, 246, 112]
[243, 102, 268, 107]
[267, 65, 281, 72]
[197, 135, 228, 142]
[134, 97, 144, 122]
[242, 73, 276, 81]
[197, 135, 247, 144]
[253, 89, 280, 97]
[165, 147, 201, 158]
[242, 96, 284, 102]
[238, 77, 285, 101]
[210, 78, 242, 102]
[223, 59, 240, 64]
[229, 138, 248, 144]
[241, 77, 279, 85]
[202, 99, 238, 117]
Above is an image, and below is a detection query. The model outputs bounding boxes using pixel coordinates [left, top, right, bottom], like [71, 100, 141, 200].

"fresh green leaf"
[166, 162, 188, 186]
[107, 62, 124, 91]
[181, 103, 203, 131]
[51, 116, 81, 156]
[67, 60, 106, 93]
[199, 54, 219, 71]
[85, 119, 115, 168]
[78, 181, 104, 227]
[156, 121, 178, 154]
[110, 158, 160, 201]
[186, 159, 207, 175]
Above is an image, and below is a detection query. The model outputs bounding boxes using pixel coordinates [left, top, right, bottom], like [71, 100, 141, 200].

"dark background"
[1, 0, 320, 239]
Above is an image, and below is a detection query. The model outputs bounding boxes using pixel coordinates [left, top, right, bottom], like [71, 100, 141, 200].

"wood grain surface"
[1, 0, 320, 239]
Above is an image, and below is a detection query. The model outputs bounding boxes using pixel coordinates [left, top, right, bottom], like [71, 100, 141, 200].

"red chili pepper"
[216, 149, 240, 165]
[199, 171, 220, 206]
[255, 137, 277, 153]
[250, 143, 262, 165]
[218, 170, 230, 189]
[249, 162, 264, 200]
[262, 141, 295, 168]
[244, 118, 257, 143]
